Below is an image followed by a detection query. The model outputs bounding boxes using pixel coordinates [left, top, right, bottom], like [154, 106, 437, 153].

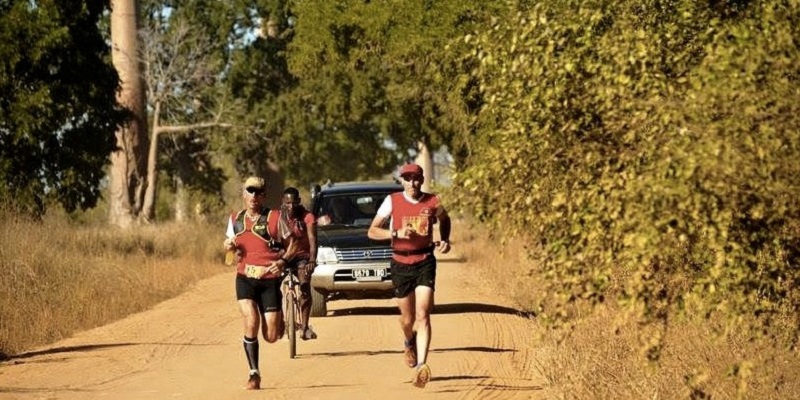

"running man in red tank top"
[368, 163, 452, 388]
[223, 176, 297, 390]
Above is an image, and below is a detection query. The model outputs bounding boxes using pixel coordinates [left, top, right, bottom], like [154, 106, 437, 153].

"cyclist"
[280, 187, 319, 340]
[367, 163, 452, 388]
[223, 176, 297, 390]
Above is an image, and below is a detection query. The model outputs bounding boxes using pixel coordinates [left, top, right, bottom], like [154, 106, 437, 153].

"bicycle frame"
[281, 265, 302, 359]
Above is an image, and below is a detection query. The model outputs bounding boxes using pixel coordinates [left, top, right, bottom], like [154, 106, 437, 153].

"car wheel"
[310, 287, 327, 317]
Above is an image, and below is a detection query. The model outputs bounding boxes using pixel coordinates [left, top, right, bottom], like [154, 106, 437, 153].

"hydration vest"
[232, 209, 283, 250]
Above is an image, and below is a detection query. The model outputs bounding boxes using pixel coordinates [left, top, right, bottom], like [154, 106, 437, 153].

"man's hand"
[223, 238, 236, 251]
[306, 260, 317, 274]
[437, 241, 451, 254]
[268, 259, 287, 275]
[397, 226, 419, 239]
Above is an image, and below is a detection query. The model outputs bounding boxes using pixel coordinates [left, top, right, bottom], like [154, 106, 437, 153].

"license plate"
[352, 268, 387, 281]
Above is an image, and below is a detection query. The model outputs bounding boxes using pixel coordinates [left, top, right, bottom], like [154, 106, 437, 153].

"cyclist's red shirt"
[390, 192, 440, 264]
[287, 209, 316, 260]
[229, 209, 283, 279]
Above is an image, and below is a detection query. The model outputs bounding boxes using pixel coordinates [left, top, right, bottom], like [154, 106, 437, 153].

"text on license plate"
[352, 268, 387, 281]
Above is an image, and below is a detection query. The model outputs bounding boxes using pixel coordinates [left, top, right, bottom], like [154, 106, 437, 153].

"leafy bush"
[452, 0, 800, 354]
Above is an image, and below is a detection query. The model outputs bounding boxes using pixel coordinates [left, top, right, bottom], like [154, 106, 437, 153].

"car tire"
[310, 287, 327, 317]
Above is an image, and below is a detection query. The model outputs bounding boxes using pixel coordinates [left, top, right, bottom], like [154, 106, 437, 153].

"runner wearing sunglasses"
[223, 176, 298, 390]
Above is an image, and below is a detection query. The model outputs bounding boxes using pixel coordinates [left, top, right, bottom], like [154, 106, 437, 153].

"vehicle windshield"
[315, 192, 391, 227]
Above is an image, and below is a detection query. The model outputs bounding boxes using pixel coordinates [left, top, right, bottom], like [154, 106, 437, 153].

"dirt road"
[0, 253, 544, 399]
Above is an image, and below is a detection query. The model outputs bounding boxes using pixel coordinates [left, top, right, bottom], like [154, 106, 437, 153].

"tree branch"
[153, 122, 232, 135]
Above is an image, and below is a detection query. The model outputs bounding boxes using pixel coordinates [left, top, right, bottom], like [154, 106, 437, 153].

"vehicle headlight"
[316, 246, 338, 264]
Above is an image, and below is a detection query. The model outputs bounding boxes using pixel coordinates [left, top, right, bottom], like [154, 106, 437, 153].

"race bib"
[401, 215, 430, 236]
[244, 264, 268, 279]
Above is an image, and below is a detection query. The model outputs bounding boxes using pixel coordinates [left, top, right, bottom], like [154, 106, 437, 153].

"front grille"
[335, 247, 393, 262]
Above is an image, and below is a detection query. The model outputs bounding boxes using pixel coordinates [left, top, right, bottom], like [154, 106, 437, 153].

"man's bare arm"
[368, 215, 391, 240]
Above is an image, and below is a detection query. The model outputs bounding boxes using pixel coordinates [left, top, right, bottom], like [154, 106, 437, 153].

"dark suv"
[308, 181, 402, 316]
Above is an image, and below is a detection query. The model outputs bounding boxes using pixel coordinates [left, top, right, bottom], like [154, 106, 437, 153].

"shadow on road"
[305, 345, 514, 359]
[433, 381, 544, 394]
[329, 302, 535, 318]
[424, 375, 543, 393]
[0, 386, 91, 395]
[431, 346, 516, 354]
[434, 303, 535, 318]
[0, 343, 135, 363]
[302, 349, 401, 358]
[0, 342, 218, 364]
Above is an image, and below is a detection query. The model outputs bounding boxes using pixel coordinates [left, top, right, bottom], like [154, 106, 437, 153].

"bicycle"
[281, 263, 303, 359]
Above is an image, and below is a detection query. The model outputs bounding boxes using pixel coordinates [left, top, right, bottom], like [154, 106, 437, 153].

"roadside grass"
[0, 210, 225, 358]
[455, 219, 800, 400]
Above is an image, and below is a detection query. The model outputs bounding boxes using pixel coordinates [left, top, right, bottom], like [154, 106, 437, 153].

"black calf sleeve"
[243, 336, 259, 371]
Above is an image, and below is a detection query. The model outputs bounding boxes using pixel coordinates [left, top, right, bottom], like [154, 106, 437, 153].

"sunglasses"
[401, 175, 422, 182]
[245, 187, 265, 195]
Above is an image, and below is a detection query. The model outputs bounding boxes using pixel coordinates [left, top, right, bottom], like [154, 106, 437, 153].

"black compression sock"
[243, 336, 259, 372]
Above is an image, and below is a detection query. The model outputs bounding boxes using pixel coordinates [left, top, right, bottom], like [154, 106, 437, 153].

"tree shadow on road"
[305, 345, 515, 359]
[434, 303, 535, 318]
[0, 342, 218, 364]
[422, 375, 544, 393]
[431, 346, 516, 354]
[0, 386, 92, 395]
[0, 343, 134, 363]
[329, 302, 535, 318]
[432, 381, 544, 393]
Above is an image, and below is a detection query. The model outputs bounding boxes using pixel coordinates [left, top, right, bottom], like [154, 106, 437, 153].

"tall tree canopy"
[224, 0, 501, 186]
[0, 0, 125, 214]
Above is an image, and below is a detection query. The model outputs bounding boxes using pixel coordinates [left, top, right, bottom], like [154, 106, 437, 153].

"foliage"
[453, 0, 800, 354]
[221, 0, 503, 185]
[0, 0, 125, 214]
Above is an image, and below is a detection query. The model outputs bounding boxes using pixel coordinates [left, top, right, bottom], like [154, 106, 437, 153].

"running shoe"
[302, 326, 318, 340]
[403, 344, 417, 368]
[403, 332, 417, 368]
[412, 363, 431, 388]
[245, 372, 261, 390]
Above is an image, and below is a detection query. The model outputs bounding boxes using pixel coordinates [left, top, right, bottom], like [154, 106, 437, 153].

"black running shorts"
[390, 256, 436, 298]
[236, 274, 282, 312]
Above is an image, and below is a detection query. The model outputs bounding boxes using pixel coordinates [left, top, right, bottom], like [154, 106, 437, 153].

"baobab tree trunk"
[108, 0, 149, 228]
[173, 176, 188, 223]
[263, 160, 284, 209]
[415, 140, 434, 192]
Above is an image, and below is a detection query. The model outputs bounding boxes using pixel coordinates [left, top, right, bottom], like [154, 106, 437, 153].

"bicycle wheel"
[286, 290, 297, 359]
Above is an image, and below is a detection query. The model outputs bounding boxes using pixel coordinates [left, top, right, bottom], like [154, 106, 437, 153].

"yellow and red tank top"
[389, 192, 440, 264]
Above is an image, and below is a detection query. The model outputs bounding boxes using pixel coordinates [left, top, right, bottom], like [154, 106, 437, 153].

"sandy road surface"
[0, 253, 544, 399]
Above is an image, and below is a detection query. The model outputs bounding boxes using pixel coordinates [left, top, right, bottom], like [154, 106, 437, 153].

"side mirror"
[310, 184, 321, 199]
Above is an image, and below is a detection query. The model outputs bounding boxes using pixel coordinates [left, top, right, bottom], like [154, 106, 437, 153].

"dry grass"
[0, 210, 225, 358]
[452, 218, 800, 400]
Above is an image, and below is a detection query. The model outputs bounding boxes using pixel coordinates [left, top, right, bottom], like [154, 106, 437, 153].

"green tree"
[138, 2, 240, 221]
[226, 0, 501, 186]
[0, 0, 125, 214]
